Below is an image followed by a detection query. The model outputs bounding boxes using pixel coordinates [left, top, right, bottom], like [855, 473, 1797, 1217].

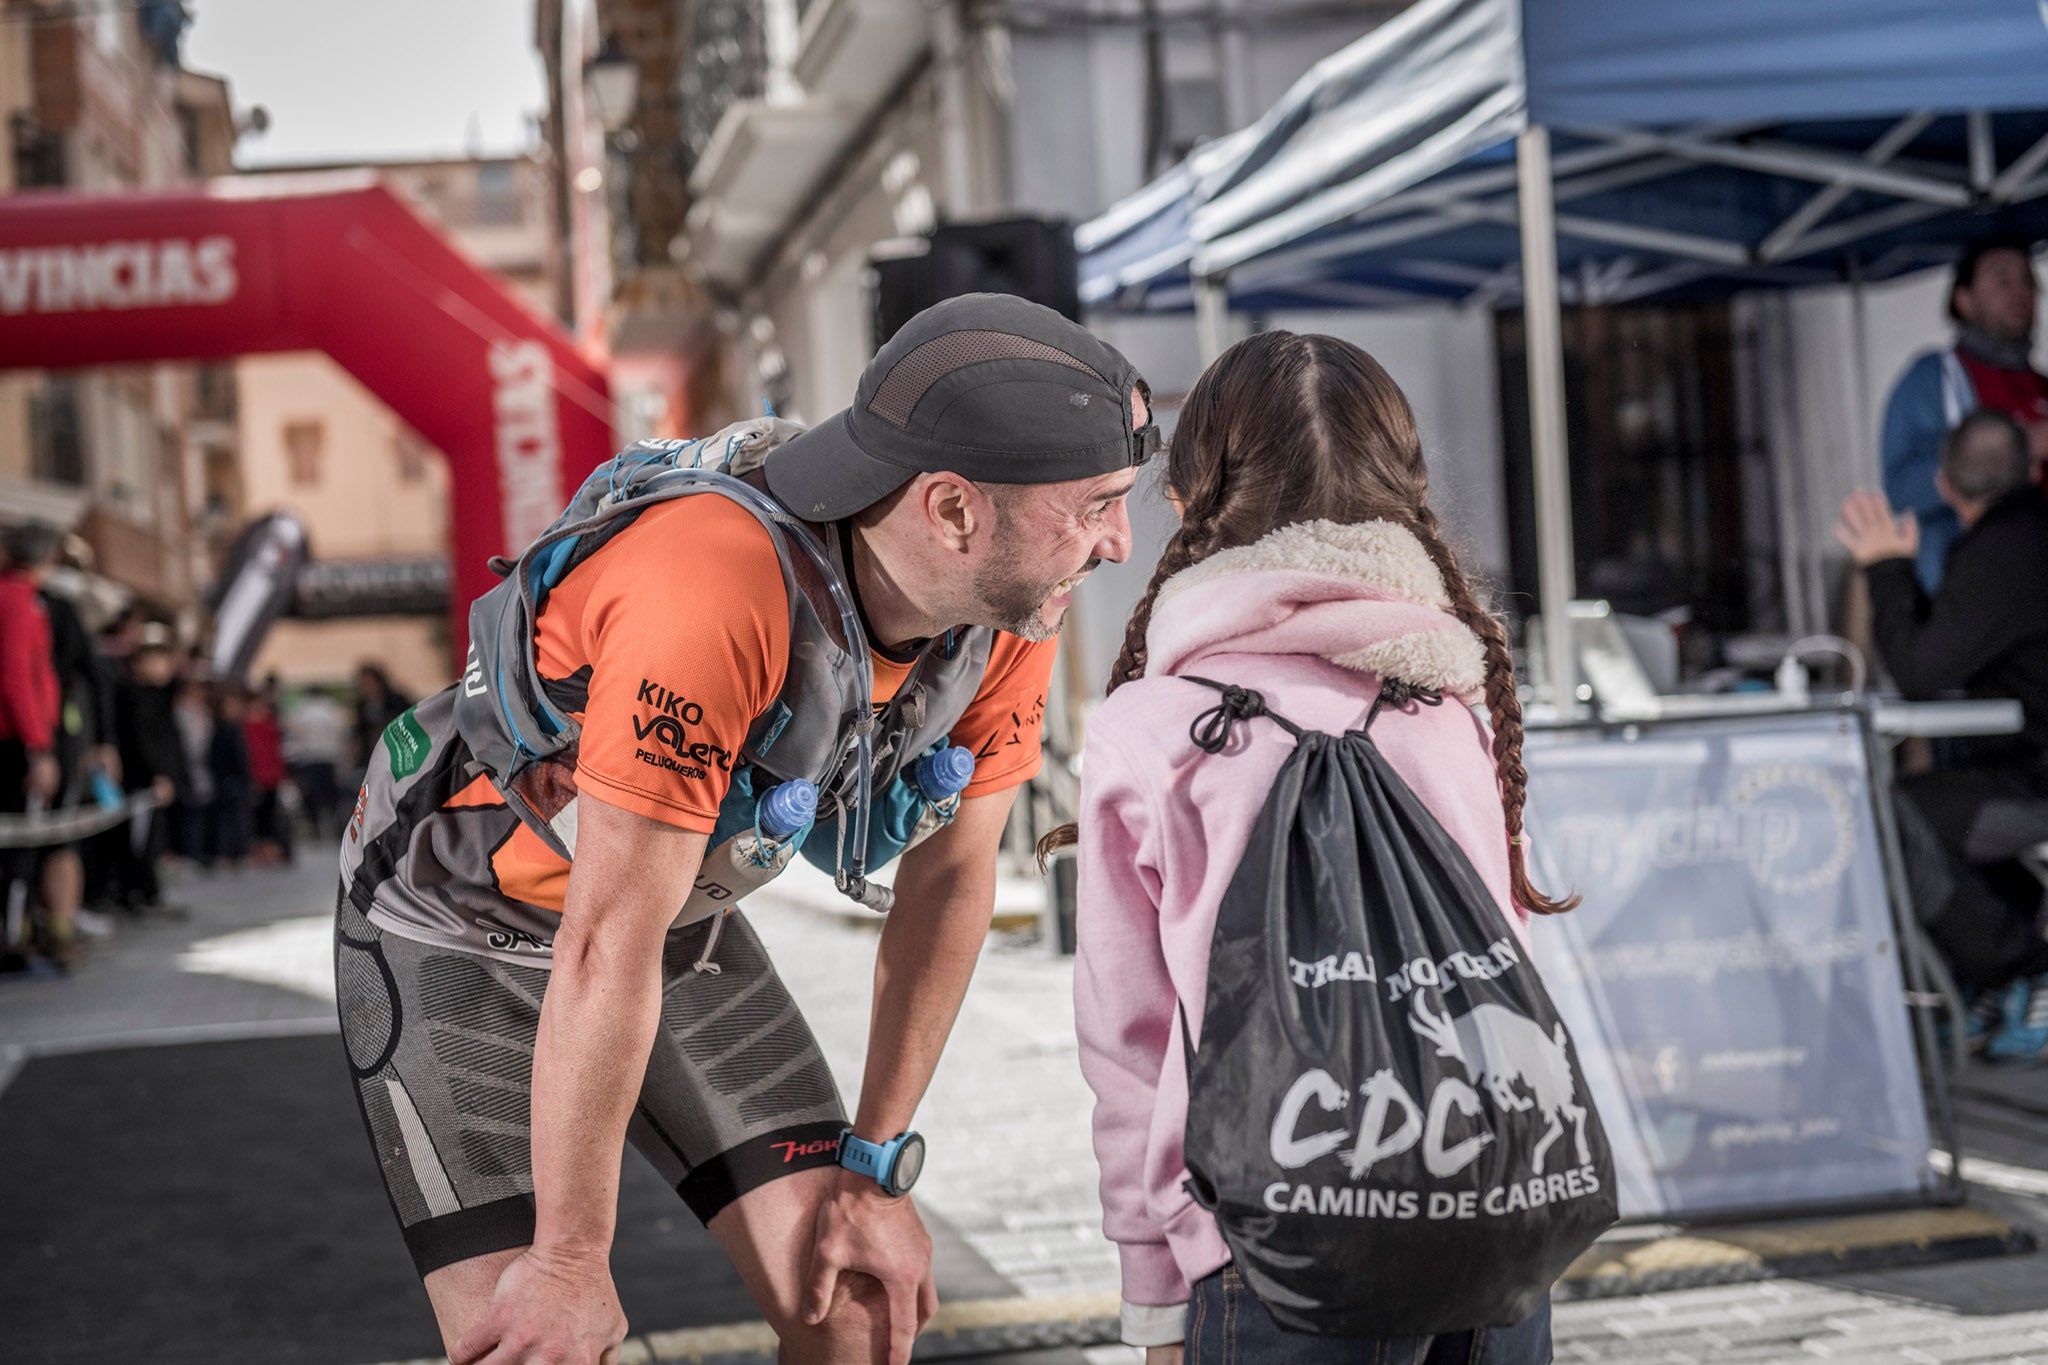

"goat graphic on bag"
[1411, 994, 1592, 1176]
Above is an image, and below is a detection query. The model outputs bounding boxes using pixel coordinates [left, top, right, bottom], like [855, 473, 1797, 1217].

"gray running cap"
[764, 293, 1157, 521]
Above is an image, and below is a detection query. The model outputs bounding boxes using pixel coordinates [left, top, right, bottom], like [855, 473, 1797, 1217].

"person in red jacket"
[244, 683, 293, 863]
[1, 522, 66, 969]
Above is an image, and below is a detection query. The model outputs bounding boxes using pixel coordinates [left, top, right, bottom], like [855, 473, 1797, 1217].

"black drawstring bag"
[1178, 677, 1616, 1337]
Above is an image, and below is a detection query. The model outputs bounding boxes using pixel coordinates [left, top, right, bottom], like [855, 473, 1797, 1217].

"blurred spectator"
[98, 606, 142, 670]
[1882, 235, 2048, 591]
[107, 633, 184, 913]
[0, 522, 65, 970]
[210, 688, 254, 868]
[171, 677, 216, 866]
[244, 687, 293, 863]
[39, 537, 120, 950]
[284, 687, 348, 837]
[352, 663, 410, 772]
[1838, 410, 2048, 1061]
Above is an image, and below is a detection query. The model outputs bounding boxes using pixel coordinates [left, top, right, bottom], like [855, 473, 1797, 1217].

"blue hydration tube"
[647, 470, 884, 908]
[504, 452, 884, 907]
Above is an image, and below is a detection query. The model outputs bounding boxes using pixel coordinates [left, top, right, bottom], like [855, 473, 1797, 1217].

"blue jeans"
[1186, 1265, 1552, 1365]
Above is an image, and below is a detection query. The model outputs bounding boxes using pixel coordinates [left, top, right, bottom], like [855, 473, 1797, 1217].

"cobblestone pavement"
[7, 855, 2048, 1363]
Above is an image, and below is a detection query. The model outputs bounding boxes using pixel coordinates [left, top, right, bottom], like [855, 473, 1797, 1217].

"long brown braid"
[1037, 331, 1576, 914]
[1406, 505, 1578, 914]
[1101, 517, 1219, 694]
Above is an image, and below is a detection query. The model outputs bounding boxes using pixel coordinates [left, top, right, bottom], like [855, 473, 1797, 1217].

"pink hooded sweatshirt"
[1073, 518, 1533, 1347]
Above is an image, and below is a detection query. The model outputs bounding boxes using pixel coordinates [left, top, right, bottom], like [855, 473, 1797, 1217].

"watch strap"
[837, 1129, 896, 1185]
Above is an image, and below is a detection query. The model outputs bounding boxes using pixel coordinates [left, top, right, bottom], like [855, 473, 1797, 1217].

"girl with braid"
[1055, 332, 1572, 1364]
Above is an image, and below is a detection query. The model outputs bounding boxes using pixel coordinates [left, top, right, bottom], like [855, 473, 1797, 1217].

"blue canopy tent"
[1077, 0, 2048, 704]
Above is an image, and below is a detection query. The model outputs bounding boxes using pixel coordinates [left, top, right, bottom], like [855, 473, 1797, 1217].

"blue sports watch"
[836, 1127, 926, 1197]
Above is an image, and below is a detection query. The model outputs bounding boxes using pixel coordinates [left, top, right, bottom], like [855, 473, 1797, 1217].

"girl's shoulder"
[1085, 672, 1229, 743]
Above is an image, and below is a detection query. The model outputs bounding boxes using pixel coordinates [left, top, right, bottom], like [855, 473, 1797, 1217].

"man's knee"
[422, 1246, 525, 1355]
[776, 1272, 890, 1365]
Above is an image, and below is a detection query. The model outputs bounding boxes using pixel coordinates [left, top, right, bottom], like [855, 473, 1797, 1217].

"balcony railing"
[680, 0, 768, 165]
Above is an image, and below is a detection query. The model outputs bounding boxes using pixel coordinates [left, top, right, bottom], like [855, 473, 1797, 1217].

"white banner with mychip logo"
[1521, 710, 1932, 1220]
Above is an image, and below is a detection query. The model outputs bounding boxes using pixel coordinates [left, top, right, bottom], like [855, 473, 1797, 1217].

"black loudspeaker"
[871, 216, 1079, 351]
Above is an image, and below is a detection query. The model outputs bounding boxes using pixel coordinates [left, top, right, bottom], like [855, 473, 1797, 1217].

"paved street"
[4, 854, 2048, 1363]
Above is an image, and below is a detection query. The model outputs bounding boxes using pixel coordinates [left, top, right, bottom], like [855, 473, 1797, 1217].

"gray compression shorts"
[333, 888, 847, 1276]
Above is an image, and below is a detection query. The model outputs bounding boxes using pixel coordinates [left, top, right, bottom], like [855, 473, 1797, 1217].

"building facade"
[0, 0, 242, 625]
[542, 0, 1394, 692]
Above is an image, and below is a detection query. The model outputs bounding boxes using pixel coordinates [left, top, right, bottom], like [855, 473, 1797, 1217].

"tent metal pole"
[1516, 124, 1580, 713]
[1849, 258, 1875, 475]
[1195, 273, 1229, 366]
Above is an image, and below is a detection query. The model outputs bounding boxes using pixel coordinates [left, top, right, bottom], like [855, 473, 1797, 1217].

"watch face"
[890, 1133, 926, 1195]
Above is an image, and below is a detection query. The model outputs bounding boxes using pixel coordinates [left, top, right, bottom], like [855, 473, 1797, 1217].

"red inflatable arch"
[0, 175, 615, 666]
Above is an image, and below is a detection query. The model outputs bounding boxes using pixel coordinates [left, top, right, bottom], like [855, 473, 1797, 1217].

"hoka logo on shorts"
[631, 679, 732, 779]
[771, 1134, 841, 1164]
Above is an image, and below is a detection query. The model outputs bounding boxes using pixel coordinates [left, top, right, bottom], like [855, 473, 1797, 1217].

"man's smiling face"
[971, 465, 1139, 640]
[964, 387, 1150, 640]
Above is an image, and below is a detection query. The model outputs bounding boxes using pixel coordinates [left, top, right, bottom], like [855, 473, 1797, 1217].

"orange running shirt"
[488, 495, 1054, 910]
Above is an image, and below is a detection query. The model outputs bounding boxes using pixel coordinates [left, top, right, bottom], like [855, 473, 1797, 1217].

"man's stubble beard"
[971, 557, 1066, 642]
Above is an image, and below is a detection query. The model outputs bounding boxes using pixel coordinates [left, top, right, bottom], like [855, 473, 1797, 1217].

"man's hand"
[801, 1171, 938, 1365]
[450, 1246, 628, 1365]
[1834, 491, 1919, 567]
[1145, 1346, 1184, 1365]
[26, 752, 59, 804]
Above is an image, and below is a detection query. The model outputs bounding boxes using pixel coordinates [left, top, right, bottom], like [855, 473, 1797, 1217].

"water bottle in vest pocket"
[675, 774, 818, 925]
[1177, 677, 1616, 1337]
[797, 742, 977, 908]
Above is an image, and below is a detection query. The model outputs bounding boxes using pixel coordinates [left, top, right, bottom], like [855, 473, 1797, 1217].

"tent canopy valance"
[1078, 0, 2048, 311]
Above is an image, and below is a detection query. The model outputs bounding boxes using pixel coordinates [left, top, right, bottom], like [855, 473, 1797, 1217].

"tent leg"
[1517, 125, 1580, 713]
[1195, 273, 1229, 367]
[1849, 260, 1875, 472]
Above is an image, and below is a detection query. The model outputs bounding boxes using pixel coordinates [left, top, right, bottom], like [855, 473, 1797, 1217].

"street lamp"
[584, 36, 640, 135]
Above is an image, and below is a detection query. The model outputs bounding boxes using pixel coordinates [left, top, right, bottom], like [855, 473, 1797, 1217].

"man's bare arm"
[802, 788, 1018, 1365]
[452, 796, 706, 1364]
[855, 788, 1015, 1137]
[532, 799, 708, 1255]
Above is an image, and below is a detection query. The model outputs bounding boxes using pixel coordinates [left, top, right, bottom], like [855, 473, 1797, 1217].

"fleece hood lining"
[1146, 518, 1489, 699]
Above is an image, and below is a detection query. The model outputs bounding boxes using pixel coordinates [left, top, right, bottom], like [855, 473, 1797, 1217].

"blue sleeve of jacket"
[1881, 352, 1949, 516]
[1880, 350, 1964, 591]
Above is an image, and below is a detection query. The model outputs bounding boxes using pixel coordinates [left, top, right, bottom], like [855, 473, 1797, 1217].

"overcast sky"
[183, 0, 547, 166]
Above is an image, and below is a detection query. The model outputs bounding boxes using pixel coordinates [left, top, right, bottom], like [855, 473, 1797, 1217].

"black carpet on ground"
[0, 1034, 1021, 1365]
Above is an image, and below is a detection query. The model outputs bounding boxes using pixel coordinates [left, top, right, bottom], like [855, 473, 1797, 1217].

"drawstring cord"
[1365, 678, 1444, 731]
[1185, 674, 1444, 752]
[1183, 678, 1306, 752]
[692, 909, 729, 975]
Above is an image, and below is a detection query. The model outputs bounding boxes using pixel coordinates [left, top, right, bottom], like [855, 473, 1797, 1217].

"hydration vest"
[451, 417, 995, 909]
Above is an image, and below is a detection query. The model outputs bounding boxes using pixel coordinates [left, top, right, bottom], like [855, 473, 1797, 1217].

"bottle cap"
[914, 745, 977, 802]
[758, 779, 818, 839]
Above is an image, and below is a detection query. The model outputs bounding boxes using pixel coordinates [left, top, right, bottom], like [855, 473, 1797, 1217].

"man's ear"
[922, 475, 980, 550]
